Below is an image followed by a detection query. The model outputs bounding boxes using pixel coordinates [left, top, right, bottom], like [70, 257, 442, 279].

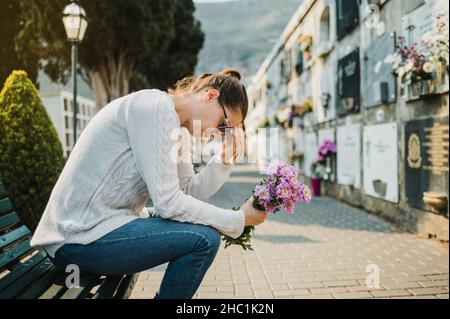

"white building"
[38, 72, 96, 158]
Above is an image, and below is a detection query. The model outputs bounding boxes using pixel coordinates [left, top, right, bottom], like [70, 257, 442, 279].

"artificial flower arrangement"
[421, 12, 449, 84]
[222, 161, 312, 250]
[299, 97, 313, 116]
[384, 36, 433, 86]
[316, 139, 336, 162]
[273, 105, 291, 129]
[299, 34, 313, 61]
[312, 139, 336, 181]
[385, 12, 449, 88]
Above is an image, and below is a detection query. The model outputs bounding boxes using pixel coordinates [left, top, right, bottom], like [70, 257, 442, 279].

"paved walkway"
[130, 167, 449, 299]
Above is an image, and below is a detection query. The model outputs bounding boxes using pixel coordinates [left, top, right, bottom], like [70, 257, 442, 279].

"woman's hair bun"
[220, 69, 242, 81]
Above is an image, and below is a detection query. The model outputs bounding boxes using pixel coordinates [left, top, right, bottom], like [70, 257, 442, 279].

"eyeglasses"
[217, 103, 234, 135]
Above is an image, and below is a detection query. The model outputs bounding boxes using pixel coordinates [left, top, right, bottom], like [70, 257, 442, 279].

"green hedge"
[0, 70, 65, 230]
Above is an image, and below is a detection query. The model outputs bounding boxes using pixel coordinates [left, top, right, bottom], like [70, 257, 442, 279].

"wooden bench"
[0, 182, 139, 299]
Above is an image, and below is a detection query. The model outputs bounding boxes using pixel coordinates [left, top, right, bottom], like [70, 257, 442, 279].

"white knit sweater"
[30, 89, 245, 257]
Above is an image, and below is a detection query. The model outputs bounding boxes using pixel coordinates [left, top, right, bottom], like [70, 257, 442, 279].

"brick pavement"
[131, 168, 449, 299]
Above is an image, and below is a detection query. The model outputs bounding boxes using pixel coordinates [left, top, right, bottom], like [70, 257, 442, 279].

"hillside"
[194, 0, 302, 81]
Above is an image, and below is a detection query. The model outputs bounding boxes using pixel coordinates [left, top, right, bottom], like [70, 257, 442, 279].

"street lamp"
[62, 1, 88, 147]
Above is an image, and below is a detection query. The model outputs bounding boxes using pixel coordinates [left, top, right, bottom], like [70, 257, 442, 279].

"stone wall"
[248, 0, 449, 241]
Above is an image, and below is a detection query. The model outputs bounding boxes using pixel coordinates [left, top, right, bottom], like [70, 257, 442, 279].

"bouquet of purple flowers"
[222, 161, 312, 250]
[316, 139, 337, 162]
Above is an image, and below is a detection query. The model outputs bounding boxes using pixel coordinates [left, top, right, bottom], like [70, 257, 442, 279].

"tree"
[0, 0, 41, 86]
[18, 0, 204, 108]
[131, 0, 204, 91]
[0, 71, 65, 230]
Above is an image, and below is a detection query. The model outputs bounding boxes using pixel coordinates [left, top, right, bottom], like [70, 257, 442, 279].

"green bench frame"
[0, 182, 139, 299]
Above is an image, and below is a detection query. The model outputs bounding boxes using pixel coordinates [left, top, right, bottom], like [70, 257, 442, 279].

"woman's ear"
[205, 88, 220, 103]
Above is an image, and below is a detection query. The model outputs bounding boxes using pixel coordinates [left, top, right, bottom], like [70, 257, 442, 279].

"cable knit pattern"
[30, 89, 245, 257]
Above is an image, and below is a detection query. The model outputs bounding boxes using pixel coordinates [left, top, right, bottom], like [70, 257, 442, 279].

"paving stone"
[130, 169, 449, 299]
[408, 287, 449, 296]
[371, 289, 413, 298]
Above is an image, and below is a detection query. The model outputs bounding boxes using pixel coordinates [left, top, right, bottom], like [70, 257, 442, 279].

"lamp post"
[62, 1, 88, 147]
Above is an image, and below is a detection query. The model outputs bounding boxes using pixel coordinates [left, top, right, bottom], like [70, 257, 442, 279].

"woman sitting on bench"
[30, 69, 269, 299]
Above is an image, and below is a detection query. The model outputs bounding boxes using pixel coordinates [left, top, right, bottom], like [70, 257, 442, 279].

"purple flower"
[276, 183, 292, 200]
[299, 184, 312, 202]
[254, 161, 312, 214]
[283, 200, 295, 214]
[265, 160, 283, 175]
[316, 139, 336, 162]
[254, 184, 271, 202]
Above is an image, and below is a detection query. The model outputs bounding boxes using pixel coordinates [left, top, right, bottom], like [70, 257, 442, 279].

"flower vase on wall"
[410, 81, 424, 97]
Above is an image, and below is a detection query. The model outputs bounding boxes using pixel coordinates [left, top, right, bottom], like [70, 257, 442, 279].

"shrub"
[0, 70, 65, 230]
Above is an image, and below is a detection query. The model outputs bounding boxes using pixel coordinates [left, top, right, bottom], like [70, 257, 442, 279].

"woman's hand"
[220, 126, 245, 165]
[240, 197, 269, 226]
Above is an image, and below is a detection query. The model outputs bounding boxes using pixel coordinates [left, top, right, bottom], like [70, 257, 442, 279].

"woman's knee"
[194, 225, 221, 255]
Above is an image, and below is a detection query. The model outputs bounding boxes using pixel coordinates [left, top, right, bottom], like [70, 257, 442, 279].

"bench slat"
[93, 276, 124, 299]
[0, 240, 34, 270]
[0, 181, 139, 299]
[114, 273, 140, 299]
[38, 273, 68, 299]
[0, 258, 54, 299]
[60, 274, 102, 299]
[0, 225, 30, 250]
[0, 212, 20, 232]
[0, 251, 47, 293]
[17, 265, 62, 299]
[0, 198, 12, 214]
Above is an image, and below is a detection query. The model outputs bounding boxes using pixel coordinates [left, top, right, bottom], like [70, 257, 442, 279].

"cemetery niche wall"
[304, 131, 318, 178]
[363, 122, 399, 203]
[337, 48, 361, 116]
[336, 0, 360, 40]
[401, 1, 449, 100]
[363, 33, 397, 108]
[318, 128, 337, 183]
[337, 124, 362, 189]
[405, 116, 449, 216]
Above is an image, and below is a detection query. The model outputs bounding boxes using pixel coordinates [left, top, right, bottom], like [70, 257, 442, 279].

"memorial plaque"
[337, 124, 362, 189]
[363, 33, 397, 108]
[304, 131, 318, 177]
[363, 123, 398, 203]
[337, 48, 360, 116]
[402, 1, 434, 49]
[337, 0, 360, 40]
[405, 117, 449, 215]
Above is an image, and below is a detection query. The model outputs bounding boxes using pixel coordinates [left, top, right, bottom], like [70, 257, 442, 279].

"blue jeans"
[48, 218, 221, 299]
